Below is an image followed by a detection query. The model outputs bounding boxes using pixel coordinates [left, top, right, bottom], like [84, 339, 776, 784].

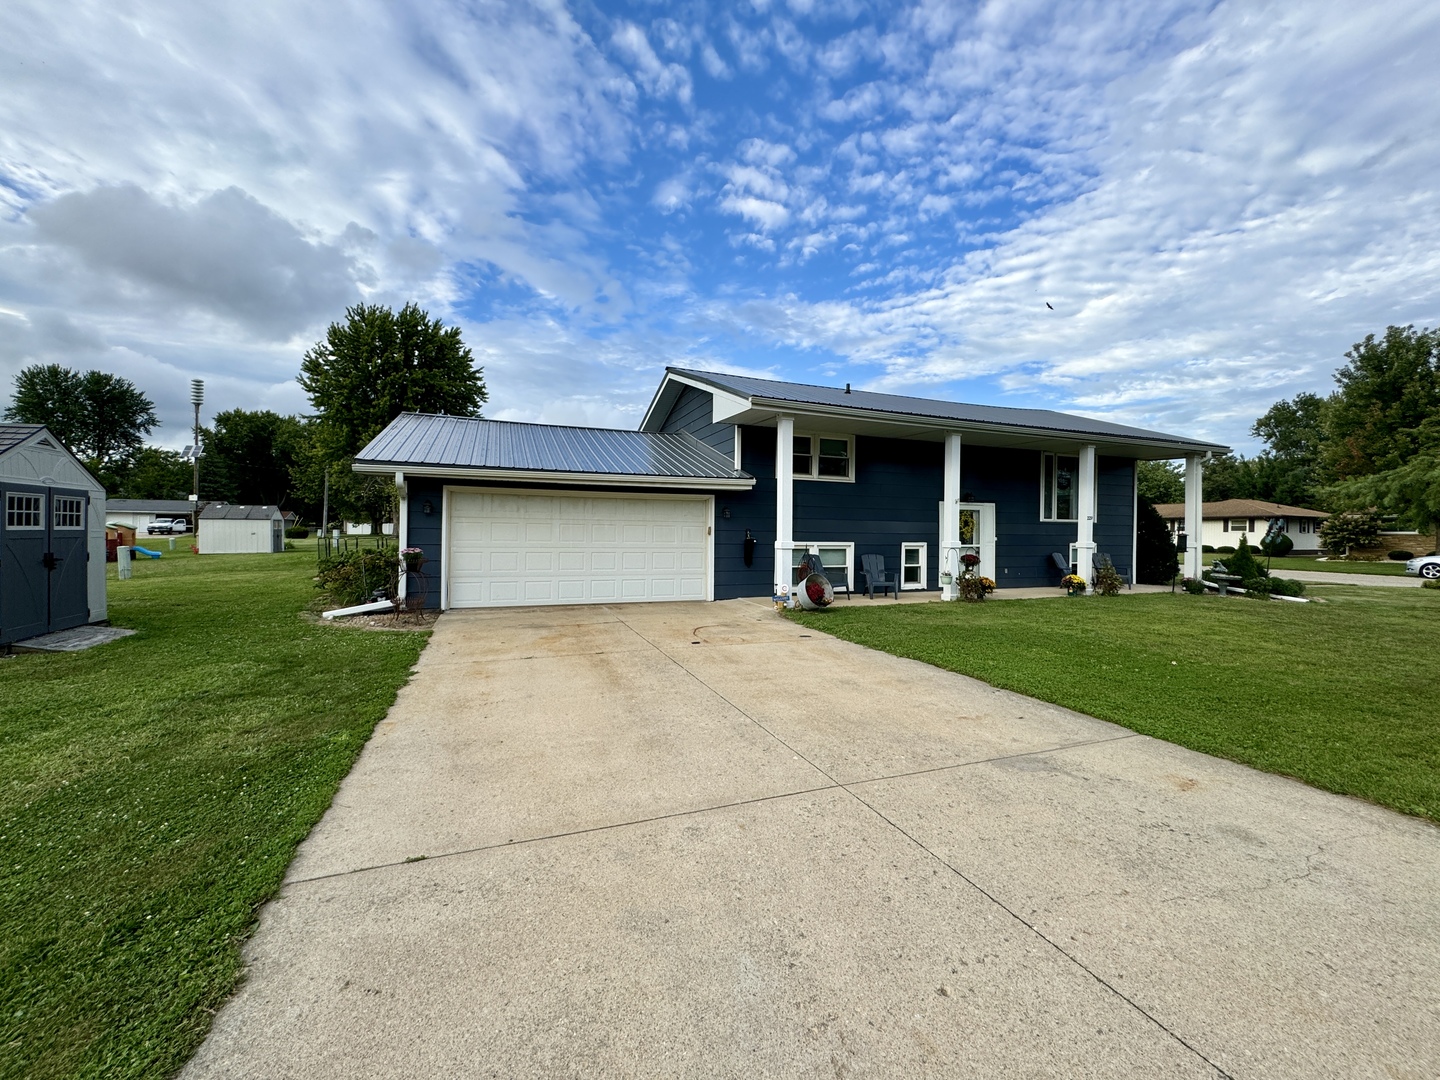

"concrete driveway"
[184, 600, 1440, 1079]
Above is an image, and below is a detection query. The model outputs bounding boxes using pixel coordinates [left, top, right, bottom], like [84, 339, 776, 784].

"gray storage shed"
[1, 424, 108, 645]
[198, 504, 285, 554]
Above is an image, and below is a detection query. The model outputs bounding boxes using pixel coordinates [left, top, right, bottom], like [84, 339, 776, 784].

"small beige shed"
[198, 504, 285, 554]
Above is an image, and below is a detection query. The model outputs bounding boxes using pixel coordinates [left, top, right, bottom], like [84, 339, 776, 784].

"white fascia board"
[353, 461, 755, 490]
[743, 397, 1227, 458]
[639, 372, 752, 430]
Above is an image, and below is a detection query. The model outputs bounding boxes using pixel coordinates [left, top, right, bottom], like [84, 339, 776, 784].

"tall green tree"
[1249, 392, 1327, 506]
[111, 447, 193, 500]
[298, 303, 487, 457]
[1136, 460, 1185, 504]
[1323, 324, 1440, 480]
[200, 410, 307, 507]
[4, 364, 158, 469]
[1325, 417, 1440, 551]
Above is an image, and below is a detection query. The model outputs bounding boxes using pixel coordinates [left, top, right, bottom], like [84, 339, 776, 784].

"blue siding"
[1096, 457, 1136, 582]
[405, 478, 445, 609]
[658, 385, 735, 459]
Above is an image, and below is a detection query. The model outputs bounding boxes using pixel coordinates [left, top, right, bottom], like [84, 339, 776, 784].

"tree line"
[1136, 324, 1439, 538]
[2, 302, 487, 529]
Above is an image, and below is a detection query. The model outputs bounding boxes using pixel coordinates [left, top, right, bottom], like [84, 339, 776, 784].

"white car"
[148, 517, 190, 535]
[1404, 554, 1440, 580]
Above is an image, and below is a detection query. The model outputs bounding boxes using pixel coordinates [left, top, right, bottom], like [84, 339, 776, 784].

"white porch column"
[1183, 453, 1204, 580]
[940, 433, 962, 600]
[395, 470, 407, 601]
[774, 416, 794, 601]
[1075, 445, 1097, 593]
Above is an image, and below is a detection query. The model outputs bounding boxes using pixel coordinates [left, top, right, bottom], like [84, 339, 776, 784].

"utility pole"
[190, 379, 205, 500]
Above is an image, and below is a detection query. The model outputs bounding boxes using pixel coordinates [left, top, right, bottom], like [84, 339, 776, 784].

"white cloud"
[612, 22, 694, 105]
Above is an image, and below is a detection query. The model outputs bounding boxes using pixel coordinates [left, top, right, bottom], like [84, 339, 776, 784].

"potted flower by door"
[1061, 573, 1086, 596]
[400, 546, 426, 571]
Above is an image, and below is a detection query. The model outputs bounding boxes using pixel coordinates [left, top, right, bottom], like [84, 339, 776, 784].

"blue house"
[354, 369, 1226, 609]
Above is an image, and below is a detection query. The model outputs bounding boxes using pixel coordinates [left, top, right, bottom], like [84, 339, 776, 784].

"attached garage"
[353, 414, 753, 610]
[447, 489, 710, 608]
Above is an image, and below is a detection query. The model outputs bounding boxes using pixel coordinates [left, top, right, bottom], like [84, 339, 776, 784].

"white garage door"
[447, 490, 710, 608]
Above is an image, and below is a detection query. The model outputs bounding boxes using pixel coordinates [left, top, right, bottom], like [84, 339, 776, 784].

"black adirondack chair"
[859, 553, 898, 599]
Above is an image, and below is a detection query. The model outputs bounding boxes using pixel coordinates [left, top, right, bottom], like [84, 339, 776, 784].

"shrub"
[1183, 577, 1206, 595]
[1268, 577, 1307, 597]
[1388, 550, 1413, 560]
[1318, 508, 1383, 554]
[316, 548, 397, 607]
[1201, 544, 1216, 553]
[1215, 545, 1236, 554]
[1135, 497, 1179, 584]
[1092, 557, 1125, 596]
[285, 526, 310, 539]
[1424, 580, 1440, 590]
[1260, 532, 1294, 557]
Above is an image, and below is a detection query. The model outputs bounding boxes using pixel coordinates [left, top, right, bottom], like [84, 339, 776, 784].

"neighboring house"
[198, 504, 285, 554]
[1151, 499, 1329, 554]
[104, 498, 196, 533]
[353, 368, 1227, 610]
[1, 424, 108, 645]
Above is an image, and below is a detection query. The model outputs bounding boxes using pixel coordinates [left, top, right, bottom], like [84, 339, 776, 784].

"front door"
[0, 485, 89, 644]
[939, 501, 997, 582]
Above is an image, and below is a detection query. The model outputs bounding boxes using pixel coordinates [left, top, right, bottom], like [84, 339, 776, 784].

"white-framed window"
[793, 434, 854, 481]
[791, 542, 854, 589]
[1040, 453, 1086, 522]
[1229, 518, 1249, 532]
[53, 496, 84, 530]
[901, 542, 927, 590]
[6, 493, 44, 529]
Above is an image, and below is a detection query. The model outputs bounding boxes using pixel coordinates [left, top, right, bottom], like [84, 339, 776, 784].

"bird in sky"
[1045, 302, 1054, 310]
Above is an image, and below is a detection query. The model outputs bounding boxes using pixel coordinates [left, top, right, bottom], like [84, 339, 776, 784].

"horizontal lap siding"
[962, 445, 1073, 588]
[1096, 457, 1136, 581]
[659, 386, 735, 459]
[407, 478, 445, 608]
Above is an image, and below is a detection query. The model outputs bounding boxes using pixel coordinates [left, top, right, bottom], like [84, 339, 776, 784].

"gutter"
[351, 461, 756, 491]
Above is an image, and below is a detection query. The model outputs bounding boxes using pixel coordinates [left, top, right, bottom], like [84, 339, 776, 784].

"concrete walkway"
[1279, 569, 1422, 588]
[184, 600, 1440, 1079]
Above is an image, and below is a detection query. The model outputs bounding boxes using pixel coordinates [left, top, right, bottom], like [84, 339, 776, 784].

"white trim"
[1040, 451, 1092, 523]
[901, 541, 928, 590]
[395, 470, 407, 601]
[791, 541, 855, 592]
[5, 492, 45, 530]
[774, 416, 794, 597]
[733, 425, 742, 470]
[1130, 463, 1138, 586]
[354, 462, 754, 490]
[640, 371, 753, 430]
[791, 432, 856, 483]
[1183, 454, 1204, 580]
[441, 485, 713, 610]
[940, 432, 962, 599]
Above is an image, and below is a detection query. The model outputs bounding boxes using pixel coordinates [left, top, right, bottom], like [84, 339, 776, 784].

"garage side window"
[6, 493, 44, 529]
[53, 497, 84, 530]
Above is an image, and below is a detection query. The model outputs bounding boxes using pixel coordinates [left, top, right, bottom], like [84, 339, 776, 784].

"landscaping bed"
[0, 549, 427, 1080]
[790, 587, 1438, 823]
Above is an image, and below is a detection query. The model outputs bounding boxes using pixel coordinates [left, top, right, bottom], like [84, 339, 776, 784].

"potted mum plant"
[1061, 573, 1086, 596]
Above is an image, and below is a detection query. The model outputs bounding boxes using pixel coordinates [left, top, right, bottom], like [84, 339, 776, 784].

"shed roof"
[653, 368, 1228, 456]
[354, 413, 753, 488]
[106, 499, 196, 515]
[1152, 499, 1329, 520]
[0, 424, 45, 456]
[199, 504, 283, 520]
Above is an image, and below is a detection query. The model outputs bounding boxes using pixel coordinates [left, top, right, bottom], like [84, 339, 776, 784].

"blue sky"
[2, 0, 1438, 453]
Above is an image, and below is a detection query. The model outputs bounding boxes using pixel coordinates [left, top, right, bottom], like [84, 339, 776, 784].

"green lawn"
[1, 550, 427, 1080]
[791, 587, 1439, 822]
[1260, 556, 1408, 576]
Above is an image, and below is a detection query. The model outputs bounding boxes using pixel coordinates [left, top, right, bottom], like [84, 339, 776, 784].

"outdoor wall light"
[422, 500, 434, 515]
[722, 506, 731, 518]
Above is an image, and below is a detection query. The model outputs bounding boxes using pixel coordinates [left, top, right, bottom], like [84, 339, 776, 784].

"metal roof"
[355, 413, 752, 485]
[106, 499, 197, 515]
[199, 504, 283, 520]
[665, 368, 1229, 453]
[0, 424, 45, 456]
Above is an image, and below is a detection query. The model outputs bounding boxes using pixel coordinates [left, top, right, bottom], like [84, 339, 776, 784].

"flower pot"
[939, 572, 953, 585]
[797, 572, 834, 610]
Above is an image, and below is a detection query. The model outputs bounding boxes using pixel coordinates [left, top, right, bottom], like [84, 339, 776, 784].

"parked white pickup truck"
[147, 517, 190, 535]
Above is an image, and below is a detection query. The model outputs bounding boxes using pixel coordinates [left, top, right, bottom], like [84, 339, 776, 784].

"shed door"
[447, 490, 710, 608]
[1, 485, 88, 643]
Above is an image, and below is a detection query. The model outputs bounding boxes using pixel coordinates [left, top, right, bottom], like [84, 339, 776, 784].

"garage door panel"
[448, 491, 709, 608]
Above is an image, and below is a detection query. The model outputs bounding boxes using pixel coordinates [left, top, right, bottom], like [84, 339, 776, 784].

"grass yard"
[791, 586, 1439, 823]
[1, 549, 427, 1080]
[1261, 556, 1407, 576]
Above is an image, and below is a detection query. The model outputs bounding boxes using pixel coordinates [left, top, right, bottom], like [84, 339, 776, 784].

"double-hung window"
[791, 543, 854, 589]
[793, 435, 854, 481]
[1040, 453, 1080, 521]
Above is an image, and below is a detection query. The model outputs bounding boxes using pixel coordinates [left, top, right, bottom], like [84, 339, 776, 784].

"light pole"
[190, 379, 204, 501]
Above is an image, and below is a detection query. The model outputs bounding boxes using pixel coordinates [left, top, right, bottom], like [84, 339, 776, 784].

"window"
[53, 497, 84, 530]
[1041, 453, 1081, 521]
[1229, 519, 1249, 532]
[901, 542, 927, 590]
[1298, 519, 1312, 534]
[792, 434, 854, 481]
[791, 542, 854, 589]
[6, 493, 44, 529]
